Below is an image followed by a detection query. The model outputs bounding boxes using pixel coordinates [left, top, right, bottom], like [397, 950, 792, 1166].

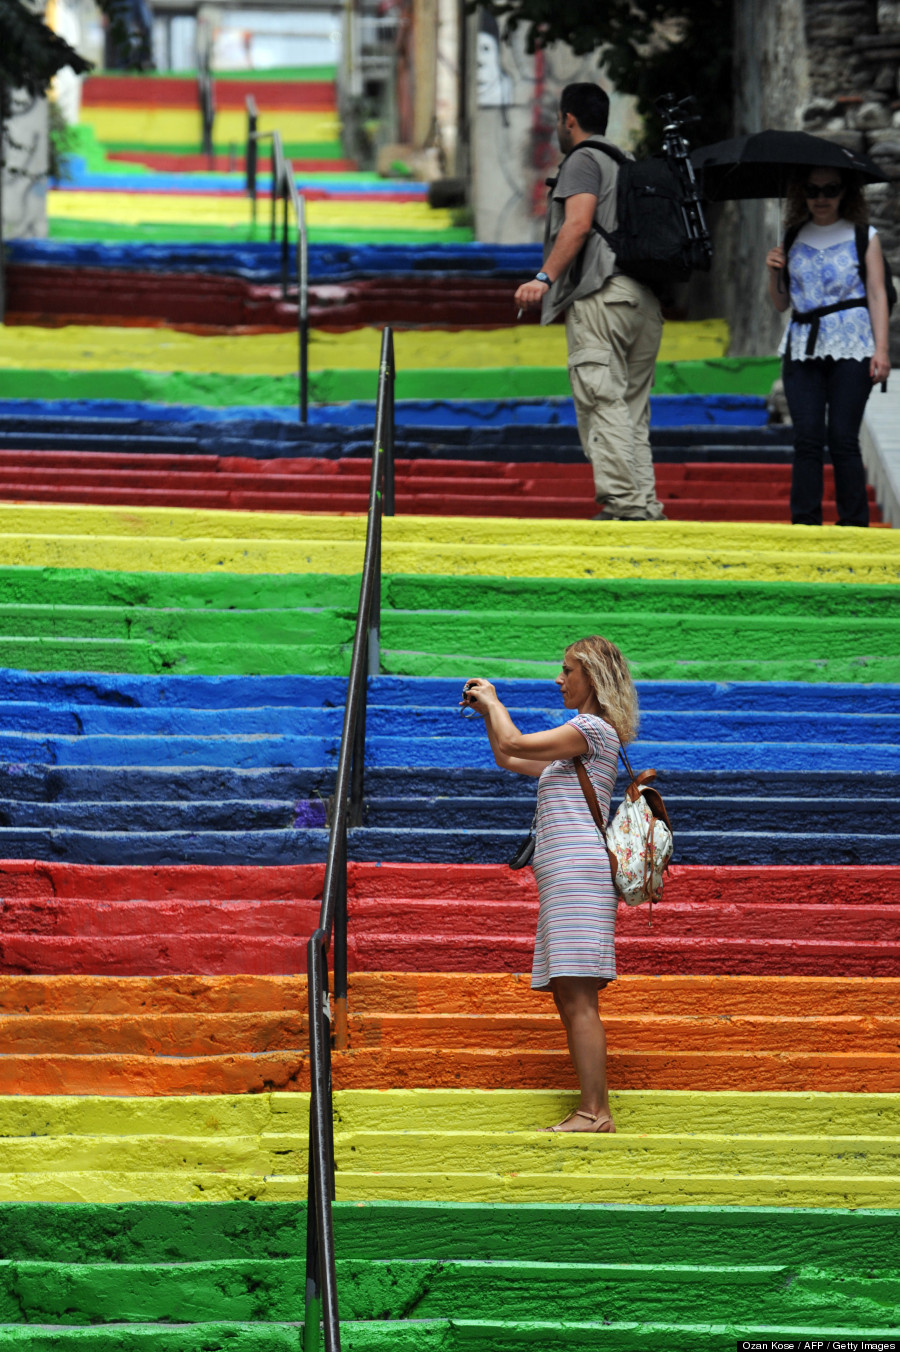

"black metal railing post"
[198, 48, 215, 169]
[298, 195, 309, 423]
[246, 96, 259, 229]
[302, 328, 396, 1352]
[304, 931, 340, 1352]
[270, 132, 282, 243]
[331, 827, 349, 1044]
[281, 182, 290, 300]
[383, 328, 396, 517]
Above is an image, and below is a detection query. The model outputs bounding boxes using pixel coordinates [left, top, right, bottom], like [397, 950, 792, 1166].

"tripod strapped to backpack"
[552, 91, 714, 292]
[654, 93, 714, 277]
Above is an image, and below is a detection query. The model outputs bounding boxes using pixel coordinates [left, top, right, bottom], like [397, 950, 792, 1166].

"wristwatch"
[534, 271, 551, 284]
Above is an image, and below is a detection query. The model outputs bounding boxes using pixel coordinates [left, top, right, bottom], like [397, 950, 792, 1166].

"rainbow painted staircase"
[0, 65, 899, 1349]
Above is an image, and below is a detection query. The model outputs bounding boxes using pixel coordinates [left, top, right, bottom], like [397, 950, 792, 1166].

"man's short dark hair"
[559, 83, 610, 135]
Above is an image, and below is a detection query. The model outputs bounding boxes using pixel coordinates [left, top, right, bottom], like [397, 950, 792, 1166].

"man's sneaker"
[592, 507, 661, 521]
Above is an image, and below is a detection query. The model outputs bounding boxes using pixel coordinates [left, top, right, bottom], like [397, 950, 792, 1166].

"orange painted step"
[1, 972, 897, 1096]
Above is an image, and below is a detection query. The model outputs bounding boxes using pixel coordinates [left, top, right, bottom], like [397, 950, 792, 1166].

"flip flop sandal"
[541, 1110, 616, 1134]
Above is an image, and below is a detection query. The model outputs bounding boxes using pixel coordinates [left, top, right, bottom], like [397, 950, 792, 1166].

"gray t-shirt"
[540, 139, 622, 325]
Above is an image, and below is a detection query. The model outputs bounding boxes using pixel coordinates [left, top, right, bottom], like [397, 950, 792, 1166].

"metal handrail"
[245, 97, 309, 421]
[304, 327, 396, 1352]
[197, 23, 215, 169]
[198, 64, 215, 168]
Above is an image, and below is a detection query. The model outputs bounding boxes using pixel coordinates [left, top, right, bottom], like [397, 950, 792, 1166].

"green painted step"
[0, 362, 778, 402]
[2, 1199, 896, 1267]
[386, 651, 900, 682]
[47, 222, 475, 248]
[2, 1323, 900, 1352]
[6, 570, 897, 619]
[0, 638, 343, 676]
[384, 609, 900, 663]
[1, 1256, 895, 1327]
[0, 1203, 896, 1347]
[385, 574, 900, 619]
[0, 568, 359, 609]
[0, 361, 780, 405]
[2, 570, 898, 681]
[0, 605, 352, 644]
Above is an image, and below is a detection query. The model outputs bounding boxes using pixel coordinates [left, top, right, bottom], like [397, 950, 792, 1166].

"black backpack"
[784, 221, 897, 313]
[553, 139, 712, 289]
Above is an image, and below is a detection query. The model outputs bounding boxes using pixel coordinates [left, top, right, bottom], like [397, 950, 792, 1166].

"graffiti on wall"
[472, 11, 638, 243]
[2, 90, 49, 241]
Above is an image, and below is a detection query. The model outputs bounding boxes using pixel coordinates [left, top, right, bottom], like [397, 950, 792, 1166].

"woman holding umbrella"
[765, 165, 890, 527]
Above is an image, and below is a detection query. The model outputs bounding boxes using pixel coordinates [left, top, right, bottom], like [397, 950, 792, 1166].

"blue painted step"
[0, 673, 891, 863]
[2, 671, 897, 713]
[0, 825, 895, 865]
[7, 238, 548, 281]
[0, 415, 786, 459]
[0, 794, 883, 835]
[1, 702, 896, 743]
[0, 764, 891, 802]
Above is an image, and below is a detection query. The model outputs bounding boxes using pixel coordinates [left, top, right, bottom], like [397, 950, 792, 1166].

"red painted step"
[4, 267, 538, 331]
[1, 862, 898, 977]
[82, 76, 336, 110]
[107, 151, 358, 172]
[0, 451, 876, 523]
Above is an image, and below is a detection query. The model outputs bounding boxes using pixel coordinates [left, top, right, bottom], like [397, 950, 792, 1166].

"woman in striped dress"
[462, 634, 637, 1134]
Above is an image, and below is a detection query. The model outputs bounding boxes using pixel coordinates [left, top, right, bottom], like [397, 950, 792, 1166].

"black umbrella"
[690, 129, 887, 201]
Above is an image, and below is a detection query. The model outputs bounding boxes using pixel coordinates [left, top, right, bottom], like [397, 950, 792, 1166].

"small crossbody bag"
[574, 745, 673, 923]
[508, 813, 536, 870]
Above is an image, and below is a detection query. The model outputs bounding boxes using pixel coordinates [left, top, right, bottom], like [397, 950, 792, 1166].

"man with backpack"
[515, 82, 666, 521]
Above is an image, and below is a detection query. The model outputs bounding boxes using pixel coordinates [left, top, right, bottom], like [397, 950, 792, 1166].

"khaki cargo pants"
[565, 275, 665, 519]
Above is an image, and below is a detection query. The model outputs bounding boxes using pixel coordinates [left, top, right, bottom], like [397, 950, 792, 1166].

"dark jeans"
[782, 356, 872, 527]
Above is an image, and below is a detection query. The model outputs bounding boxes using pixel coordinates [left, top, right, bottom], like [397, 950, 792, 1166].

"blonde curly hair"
[567, 635, 639, 745]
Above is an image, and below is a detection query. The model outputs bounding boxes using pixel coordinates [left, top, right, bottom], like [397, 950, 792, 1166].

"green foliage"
[48, 94, 76, 181]
[476, 0, 733, 149]
[0, 0, 90, 120]
[0, 0, 151, 122]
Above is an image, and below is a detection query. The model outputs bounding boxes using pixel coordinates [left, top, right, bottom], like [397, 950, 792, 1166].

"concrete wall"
[471, 18, 639, 245]
[1, 92, 49, 242]
[725, 0, 810, 356]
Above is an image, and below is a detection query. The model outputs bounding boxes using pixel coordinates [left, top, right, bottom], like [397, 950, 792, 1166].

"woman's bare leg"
[550, 976, 613, 1131]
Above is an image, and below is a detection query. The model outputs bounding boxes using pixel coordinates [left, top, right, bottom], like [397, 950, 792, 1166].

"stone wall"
[729, 0, 900, 357]
[801, 0, 900, 356]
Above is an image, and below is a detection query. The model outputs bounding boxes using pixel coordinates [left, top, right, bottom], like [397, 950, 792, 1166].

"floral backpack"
[574, 746, 673, 923]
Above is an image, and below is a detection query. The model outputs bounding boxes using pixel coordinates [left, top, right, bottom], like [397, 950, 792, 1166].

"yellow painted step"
[0, 505, 894, 585]
[2, 1090, 898, 1208]
[0, 321, 730, 373]
[3, 504, 900, 552]
[47, 193, 459, 232]
[78, 107, 339, 146]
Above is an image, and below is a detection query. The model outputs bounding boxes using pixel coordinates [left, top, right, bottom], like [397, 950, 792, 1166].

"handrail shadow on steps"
[304, 327, 396, 1352]
[245, 95, 310, 422]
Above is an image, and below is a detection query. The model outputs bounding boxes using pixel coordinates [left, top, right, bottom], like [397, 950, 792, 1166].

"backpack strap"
[855, 223, 890, 392]
[573, 756, 607, 835]
[545, 138, 626, 189]
[781, 222, 801, 294]
[856, 223, 869, 287]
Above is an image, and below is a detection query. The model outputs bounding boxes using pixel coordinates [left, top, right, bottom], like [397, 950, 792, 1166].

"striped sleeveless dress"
[530, 712, 620, 991]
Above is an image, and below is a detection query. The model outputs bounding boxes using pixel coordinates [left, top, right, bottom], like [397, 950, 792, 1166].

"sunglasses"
[804, 182, 842, 199]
